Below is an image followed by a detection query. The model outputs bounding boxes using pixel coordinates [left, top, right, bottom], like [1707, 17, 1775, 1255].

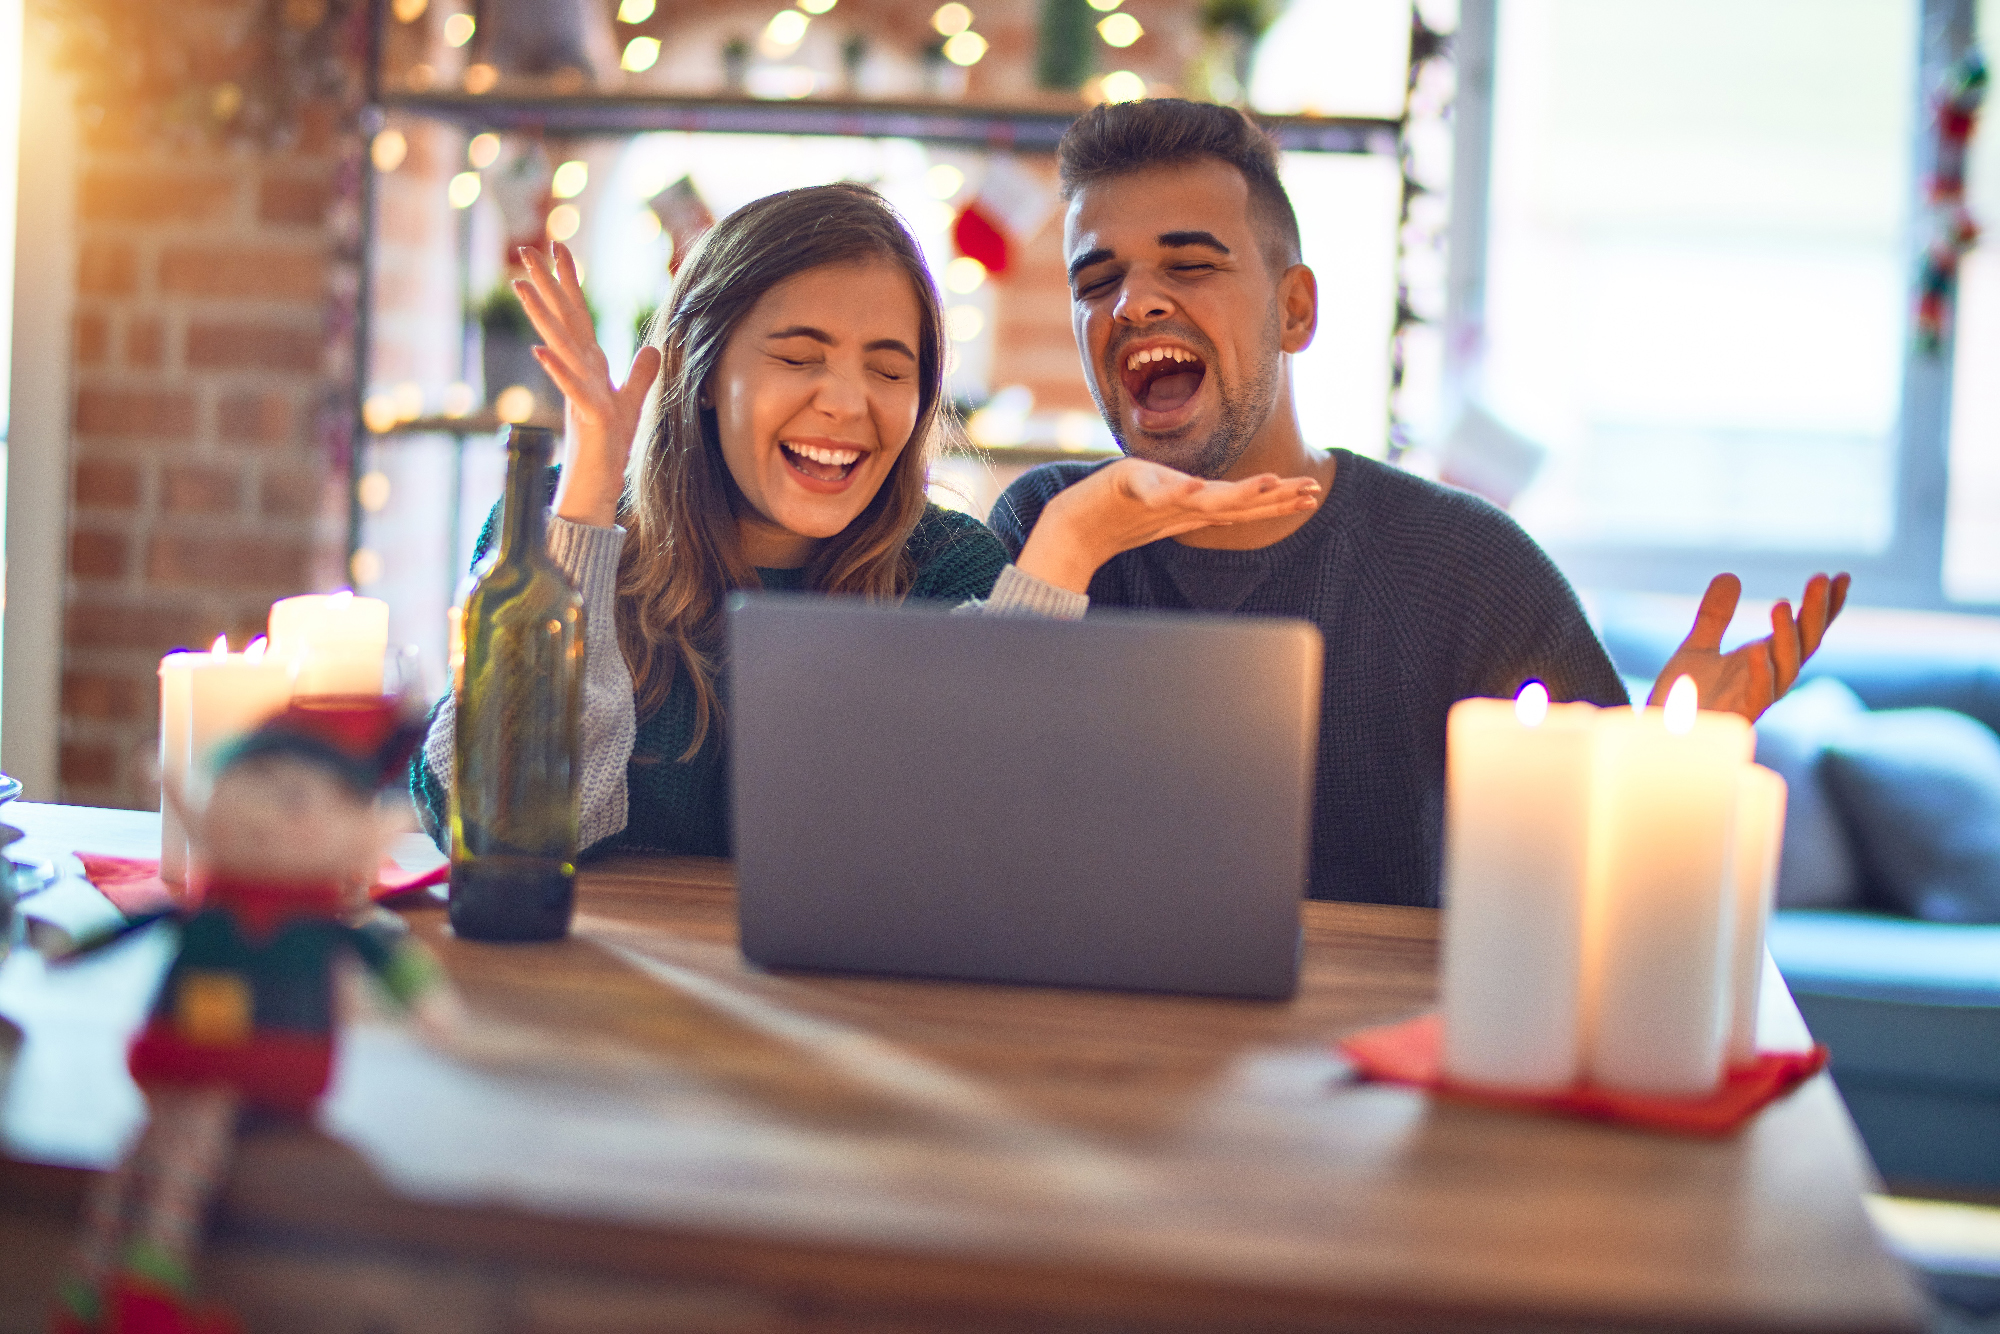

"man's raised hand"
[1648, 572, 1851, 723]
[1015, 457, 1321, 594]
[514, 241, 663, 528]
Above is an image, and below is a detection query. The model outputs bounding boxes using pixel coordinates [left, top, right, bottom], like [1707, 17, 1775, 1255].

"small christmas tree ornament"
[950, 156, 1058, 278]
[1037, 0, 1096, 91]
[1189, 0, 1277, 105]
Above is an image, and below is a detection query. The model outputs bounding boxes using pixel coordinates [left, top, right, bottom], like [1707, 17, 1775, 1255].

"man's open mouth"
[781, 441, 863, 482]
[1120, 344, 1207, 415]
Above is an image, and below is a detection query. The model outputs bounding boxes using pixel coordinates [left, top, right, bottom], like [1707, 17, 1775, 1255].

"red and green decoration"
[950, 156, 1057, 278]
[952, 203, 1012, 275]
[1917, 49, 1988, 356]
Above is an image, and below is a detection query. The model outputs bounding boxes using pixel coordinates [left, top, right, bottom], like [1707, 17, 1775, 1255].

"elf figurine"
[51, 699, 457, 1334]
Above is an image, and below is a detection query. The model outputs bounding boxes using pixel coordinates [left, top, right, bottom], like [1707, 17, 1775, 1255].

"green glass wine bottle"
[449, 424, 584, 941]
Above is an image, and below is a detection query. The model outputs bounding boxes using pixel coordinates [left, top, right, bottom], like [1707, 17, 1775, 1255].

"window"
[1286, 151, 1405, 461]
[1480, 0, 1919, 571]
[1943, 0, 2000, 599]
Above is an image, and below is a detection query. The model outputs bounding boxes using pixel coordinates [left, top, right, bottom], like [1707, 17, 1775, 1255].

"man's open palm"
[1648, 572, 1851, 722]
[1016, 458, 1320, 594]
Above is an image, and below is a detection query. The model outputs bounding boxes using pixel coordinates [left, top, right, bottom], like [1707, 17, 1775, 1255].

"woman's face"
[710, 257, 925, 563]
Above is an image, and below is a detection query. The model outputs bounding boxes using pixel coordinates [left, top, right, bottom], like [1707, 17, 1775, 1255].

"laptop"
[727, 596, 1323, 1000]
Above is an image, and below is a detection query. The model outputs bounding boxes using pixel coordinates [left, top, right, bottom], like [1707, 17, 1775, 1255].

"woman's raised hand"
[1014, 457, 1321, 594]
[514, 242, 664, 528]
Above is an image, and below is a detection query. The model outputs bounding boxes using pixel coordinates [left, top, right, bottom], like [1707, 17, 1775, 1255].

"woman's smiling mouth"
[780, 439, 864, 485]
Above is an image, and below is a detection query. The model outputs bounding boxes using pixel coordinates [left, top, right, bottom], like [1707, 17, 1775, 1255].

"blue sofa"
[1596, 595, 2000, 1191]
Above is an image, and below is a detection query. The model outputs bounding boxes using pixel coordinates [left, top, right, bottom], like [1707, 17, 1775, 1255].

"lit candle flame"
[211, 633, 230, 656]
[332, 589, 353, 602]
[245, 636, 268, 663]
[1663, 675, 1698, 735]
[1514, 680, 1549, 728]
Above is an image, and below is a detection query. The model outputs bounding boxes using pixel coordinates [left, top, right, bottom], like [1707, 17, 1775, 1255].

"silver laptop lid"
[728, 597, 1321, 1000]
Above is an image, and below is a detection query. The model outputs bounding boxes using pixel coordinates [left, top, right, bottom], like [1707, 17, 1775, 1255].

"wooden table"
[0, 803, 1926, 1334]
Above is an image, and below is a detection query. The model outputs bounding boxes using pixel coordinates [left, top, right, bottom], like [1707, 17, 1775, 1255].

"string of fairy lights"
[353, 1, 1163, 439]
[346, 1, 1428, 589]
[381, 0, 1157, 107]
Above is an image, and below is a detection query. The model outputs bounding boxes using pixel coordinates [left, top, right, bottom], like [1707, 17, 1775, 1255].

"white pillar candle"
[1440, 684, 1600, 1090]
[185, 636, 295, 808]
[268, 591, 390, 696]
[157, 653, 196, 885]
[1587, 678, 1755, 1096]
[1727, 764, 1789, 1066]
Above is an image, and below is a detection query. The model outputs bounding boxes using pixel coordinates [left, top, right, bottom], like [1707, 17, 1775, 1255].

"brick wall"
[48, 0, 1216, 807]
[59, 119, 356, 808]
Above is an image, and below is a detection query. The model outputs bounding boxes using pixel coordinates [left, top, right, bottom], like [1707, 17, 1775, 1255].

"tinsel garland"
[36, 0, 384, 481]
[1917, 49, 1988, 355]
[32, 0, 368, 148]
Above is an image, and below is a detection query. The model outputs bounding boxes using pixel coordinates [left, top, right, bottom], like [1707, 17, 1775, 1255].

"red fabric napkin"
[1337, 1012, 1829, 1137]
[77, 853, 448, 918]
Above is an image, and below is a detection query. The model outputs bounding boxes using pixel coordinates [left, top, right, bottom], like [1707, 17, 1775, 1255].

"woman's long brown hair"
[615, 182, 948, 758]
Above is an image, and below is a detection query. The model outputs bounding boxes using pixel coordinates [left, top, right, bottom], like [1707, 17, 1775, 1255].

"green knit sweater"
[413, 499, 1009, 857]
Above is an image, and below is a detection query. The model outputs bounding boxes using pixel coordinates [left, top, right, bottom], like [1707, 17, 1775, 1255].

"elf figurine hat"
[212, 696, 429, 796]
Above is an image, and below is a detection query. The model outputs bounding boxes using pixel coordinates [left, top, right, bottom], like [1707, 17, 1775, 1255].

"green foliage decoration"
[1200, 0, 1280, 39]
[474, 282, 600, 338]
[1036, 0, 1095, 91]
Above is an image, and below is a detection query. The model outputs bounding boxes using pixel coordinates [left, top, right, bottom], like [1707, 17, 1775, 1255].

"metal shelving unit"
[352, 4, 1433, 596]
[377, 90, 1402, 154]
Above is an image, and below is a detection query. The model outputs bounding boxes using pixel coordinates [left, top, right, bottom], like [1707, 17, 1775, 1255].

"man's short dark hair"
[1056, 99, 1304, 275]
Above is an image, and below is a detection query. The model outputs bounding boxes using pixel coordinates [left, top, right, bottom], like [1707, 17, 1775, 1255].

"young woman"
[413, 182, 1320, 856]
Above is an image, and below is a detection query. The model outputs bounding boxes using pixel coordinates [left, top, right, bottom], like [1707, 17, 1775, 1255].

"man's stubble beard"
[1090, 315, 1284, 482]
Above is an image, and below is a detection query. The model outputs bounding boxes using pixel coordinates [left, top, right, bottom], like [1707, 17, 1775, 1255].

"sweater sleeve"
[410, 517, 635, 852]
[950, 468, 1110, 619]
[956, 563, 1089, 619]
[905, 504, 1010, 602]
[1424, 491, 1629, 709]
[551, 518, 636, 846]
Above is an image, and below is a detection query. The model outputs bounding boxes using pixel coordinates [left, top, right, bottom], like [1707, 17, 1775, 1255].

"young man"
[983, 99, 1847, 907]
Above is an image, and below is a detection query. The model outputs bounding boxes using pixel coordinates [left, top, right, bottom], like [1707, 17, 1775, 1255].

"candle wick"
[1514, 681, 1550, 728]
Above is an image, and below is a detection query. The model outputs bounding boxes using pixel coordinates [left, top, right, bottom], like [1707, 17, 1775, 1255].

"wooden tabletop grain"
[0, 803, 1927, 1333]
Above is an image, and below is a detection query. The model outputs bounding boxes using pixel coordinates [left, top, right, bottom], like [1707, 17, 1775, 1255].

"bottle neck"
[497, 436, 553, 563]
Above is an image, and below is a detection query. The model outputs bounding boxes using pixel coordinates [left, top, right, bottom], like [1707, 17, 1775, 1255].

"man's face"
[1064, 158, 1293, 479]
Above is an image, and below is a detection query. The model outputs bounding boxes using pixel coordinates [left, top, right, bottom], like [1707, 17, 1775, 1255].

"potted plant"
[474, 283, 561, 415]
